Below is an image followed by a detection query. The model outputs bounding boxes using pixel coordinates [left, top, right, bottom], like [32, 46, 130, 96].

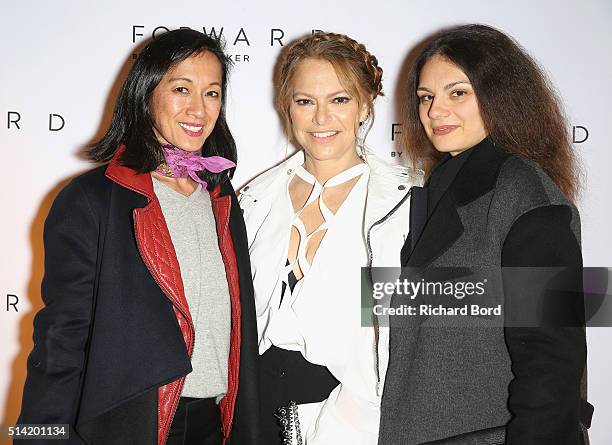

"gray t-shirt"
[153, 177, 231, 400]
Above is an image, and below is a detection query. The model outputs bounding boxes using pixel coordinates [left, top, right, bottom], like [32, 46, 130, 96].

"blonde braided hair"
[275, 32, 384, 144]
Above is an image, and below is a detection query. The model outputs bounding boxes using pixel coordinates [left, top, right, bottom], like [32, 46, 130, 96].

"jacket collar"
[406, 137, 511, 267]
[239, 149, 305, 196]
[105, 145, 226, 200]
[451, 137, 510, 206]
[105, 145, 155, 201]
[363, 149, 421, 229]
[241, 148, 421, 228]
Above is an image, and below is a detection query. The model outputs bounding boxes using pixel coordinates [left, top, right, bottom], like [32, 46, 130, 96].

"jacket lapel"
[406, 191, 463, 268]
[363, 153, 415, 232]
[104, 147, 192, 324]
[404, 138, 511, 268]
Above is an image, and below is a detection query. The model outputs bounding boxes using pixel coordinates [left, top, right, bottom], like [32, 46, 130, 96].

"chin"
[430, 138, 467, 154]
[433, 145, 461, 154]
[305, 141, 357, 161]
[304, 148, 342, 162]
[174, 139, 205, 152]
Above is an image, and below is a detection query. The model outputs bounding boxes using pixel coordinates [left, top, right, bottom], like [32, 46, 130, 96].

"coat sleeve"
[501, 204, 586, 445]
[18, 179, 98, 443]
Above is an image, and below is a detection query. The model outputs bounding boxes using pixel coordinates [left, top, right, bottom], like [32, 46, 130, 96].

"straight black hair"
[88, 28, 236, 186]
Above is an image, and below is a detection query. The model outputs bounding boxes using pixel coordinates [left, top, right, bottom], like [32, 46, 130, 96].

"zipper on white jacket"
[365, 186, 413, 396]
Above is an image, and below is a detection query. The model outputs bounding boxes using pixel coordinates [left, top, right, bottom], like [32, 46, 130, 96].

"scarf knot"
[155, 143, 235, 191]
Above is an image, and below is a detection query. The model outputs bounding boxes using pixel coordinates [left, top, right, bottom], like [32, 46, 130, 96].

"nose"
[187, 94, 206, 119]
[427, 96, 450, 120]
[313, 103, 330, 126]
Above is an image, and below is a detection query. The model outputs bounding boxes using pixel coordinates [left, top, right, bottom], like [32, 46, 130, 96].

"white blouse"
[258, 164, 382, 445]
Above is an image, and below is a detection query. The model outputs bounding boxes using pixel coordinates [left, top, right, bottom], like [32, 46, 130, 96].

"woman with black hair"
[18, 29, 259, 445]
[380, 24, 590, 444]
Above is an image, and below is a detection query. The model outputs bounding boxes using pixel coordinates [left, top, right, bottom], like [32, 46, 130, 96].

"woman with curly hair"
[380, 24, 589, 445]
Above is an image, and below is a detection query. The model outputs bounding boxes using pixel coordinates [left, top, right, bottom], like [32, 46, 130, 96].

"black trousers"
[166, 397, 222, 445]
[259, 345, 340, 445]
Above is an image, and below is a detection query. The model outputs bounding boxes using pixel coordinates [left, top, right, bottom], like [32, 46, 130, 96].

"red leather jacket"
[106, 149, 242, 444]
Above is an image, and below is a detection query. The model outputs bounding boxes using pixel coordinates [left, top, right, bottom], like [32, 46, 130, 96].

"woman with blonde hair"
[239, 32, 421, 444]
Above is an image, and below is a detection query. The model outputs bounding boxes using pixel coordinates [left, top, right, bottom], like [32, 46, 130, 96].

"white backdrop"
[1, 0, 610, 443]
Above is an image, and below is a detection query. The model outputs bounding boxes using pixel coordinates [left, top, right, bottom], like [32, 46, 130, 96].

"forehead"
[419, 55, 469, 86]
[291, 58, 344, 93]
[163, 51, 222, 82]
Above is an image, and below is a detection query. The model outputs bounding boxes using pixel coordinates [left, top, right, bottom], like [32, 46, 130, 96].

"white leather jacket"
[239, 151, 421, 445]
[239, 149, 422, 389]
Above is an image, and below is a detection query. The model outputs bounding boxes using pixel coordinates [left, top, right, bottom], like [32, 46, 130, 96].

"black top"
[405, 138, 483, 258]
[280, 260, 298, 305]
[426, 140, 478, 218]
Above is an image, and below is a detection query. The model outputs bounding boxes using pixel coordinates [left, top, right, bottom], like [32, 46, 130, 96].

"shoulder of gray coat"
[490, 154, 578, 241]
[495, 154, 571, 208]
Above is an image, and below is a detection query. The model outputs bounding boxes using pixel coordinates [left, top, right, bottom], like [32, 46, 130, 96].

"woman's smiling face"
[289, 58, 368, 165]
[150, 51, 222, 152]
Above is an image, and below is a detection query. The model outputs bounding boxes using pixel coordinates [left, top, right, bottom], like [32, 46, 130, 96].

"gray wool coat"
[379, 138, 587, 445]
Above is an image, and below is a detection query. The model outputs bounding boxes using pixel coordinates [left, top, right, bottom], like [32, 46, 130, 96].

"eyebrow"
[168, 77, 193, 83]
[167, 77, 221, 87]
[292, 90, 349, 98]
[416, 80, 471, 93]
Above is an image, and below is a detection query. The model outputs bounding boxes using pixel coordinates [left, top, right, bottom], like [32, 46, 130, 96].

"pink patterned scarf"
[155, 143, 235, 191]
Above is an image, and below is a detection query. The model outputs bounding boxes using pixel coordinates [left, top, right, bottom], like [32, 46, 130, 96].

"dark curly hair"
[403, 24, 580, 201]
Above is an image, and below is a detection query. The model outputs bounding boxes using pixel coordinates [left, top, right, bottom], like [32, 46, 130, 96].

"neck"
[302, 150, 363, 184]
[151, 172, 198, 196]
